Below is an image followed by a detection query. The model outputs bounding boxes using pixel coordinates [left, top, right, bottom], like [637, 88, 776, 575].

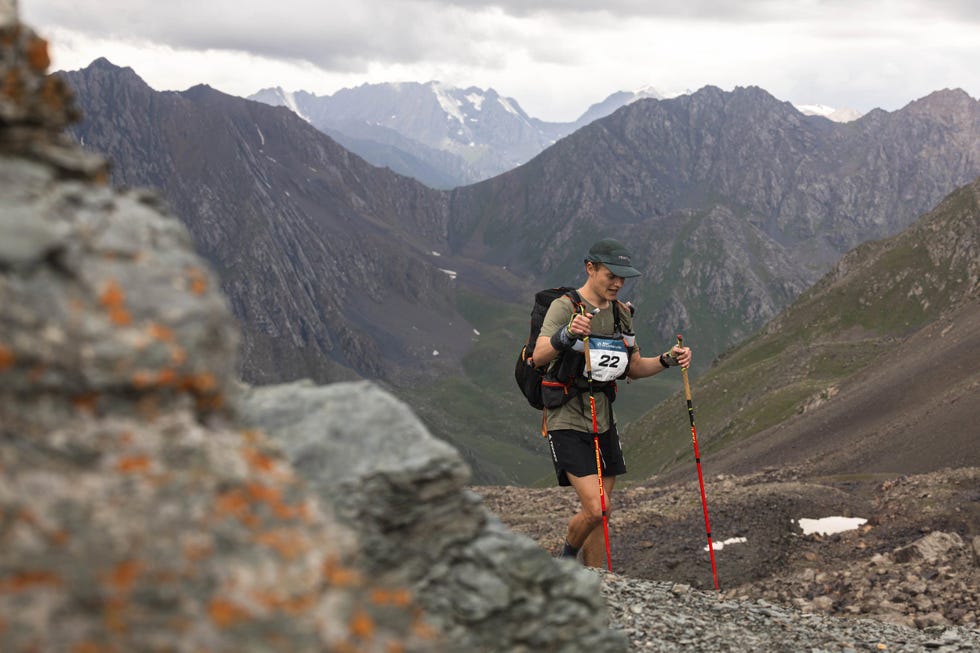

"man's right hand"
[567, 311, 595, 339]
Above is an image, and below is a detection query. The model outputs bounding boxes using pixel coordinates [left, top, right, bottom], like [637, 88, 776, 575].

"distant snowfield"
[796, 516, 867, 535]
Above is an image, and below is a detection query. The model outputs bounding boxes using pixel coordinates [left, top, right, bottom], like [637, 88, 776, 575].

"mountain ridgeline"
[60, 59, 980, 483]
[249, 82, 662, 188]
[64, 59, 466, 386]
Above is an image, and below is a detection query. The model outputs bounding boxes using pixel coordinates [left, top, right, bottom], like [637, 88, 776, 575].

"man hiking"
[533, 238, 692, 567]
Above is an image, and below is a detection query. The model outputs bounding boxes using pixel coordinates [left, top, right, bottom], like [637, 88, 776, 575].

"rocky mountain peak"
[906, 87, 976, 111]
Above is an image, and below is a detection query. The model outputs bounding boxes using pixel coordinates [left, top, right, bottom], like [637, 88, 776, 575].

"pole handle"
[677, 334, 692, 400]
[582, 308, 600, 376]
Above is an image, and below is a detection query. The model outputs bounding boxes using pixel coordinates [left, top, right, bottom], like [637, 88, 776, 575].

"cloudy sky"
[22, 0, 980, 122]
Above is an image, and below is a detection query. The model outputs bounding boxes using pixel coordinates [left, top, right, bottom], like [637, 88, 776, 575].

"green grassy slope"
[622, 177, 980, 482]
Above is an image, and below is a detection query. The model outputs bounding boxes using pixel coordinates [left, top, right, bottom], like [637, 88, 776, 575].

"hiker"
[533, 238, 691, 567]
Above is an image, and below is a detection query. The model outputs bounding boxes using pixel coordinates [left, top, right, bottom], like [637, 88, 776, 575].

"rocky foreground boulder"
[0, 7, 624, 652]
[0, 14, 442, 653]
[238, 381, 626, 652]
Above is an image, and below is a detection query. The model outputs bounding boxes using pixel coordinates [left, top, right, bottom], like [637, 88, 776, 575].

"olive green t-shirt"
[539, 295, 637, 433]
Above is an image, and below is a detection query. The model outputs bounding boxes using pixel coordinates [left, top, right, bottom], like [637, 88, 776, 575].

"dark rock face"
[448, 85, 980, 354]
[62, 58, 467, 386]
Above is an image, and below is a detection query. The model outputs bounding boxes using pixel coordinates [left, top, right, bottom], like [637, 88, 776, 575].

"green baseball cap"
[585, 238, 641, 278]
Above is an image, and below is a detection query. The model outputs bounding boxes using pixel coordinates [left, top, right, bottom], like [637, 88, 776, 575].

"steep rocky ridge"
[61, 59, 481, 384]
[447, 85, 980, 359]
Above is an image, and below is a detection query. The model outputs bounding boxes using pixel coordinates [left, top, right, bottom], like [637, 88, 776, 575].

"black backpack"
[514, 287, 583, 410]
[515, 288, 632, 411]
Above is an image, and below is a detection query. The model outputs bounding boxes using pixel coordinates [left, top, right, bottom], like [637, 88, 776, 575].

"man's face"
[588, 263, 625, 301]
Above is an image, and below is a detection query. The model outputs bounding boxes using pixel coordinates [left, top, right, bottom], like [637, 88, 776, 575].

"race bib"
[584, 337, 630, 382]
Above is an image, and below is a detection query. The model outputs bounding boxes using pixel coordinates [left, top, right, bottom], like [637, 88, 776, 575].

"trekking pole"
[582, 308, 613, 571]
[677, 334, 720, 591]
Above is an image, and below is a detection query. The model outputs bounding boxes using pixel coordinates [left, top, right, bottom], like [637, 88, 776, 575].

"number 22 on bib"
[585, 337, 629, 382]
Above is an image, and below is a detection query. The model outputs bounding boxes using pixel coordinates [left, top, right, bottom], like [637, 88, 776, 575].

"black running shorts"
[548, 427, 627, 487]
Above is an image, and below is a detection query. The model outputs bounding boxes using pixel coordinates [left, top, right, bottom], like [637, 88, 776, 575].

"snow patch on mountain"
[432, 82, 465, 124]
[795, 103, 863, 123]
[279, 89, 312, 123]
[497, 96, 520, 116]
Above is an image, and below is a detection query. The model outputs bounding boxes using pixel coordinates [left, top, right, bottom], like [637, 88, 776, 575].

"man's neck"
[577, 284, 610, 310]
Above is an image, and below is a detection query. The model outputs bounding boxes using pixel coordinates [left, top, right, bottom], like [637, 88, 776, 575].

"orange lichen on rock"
[131, 370, 156, 389]
[194, 392, 225, 412]
[349, 608, 375, 640]
[155, 368, 178, 387]
[243, 446, 277, 474]
[25, 36, 50, 73]
[246, 481, 282, 506]
[246, 481, 312, 521]
[103, 597, 130, 634]
[254, 528, 310, 561]
[181, 372, 218, 394]
[410, 618, 440, 641]
[99, 279, 132, 326]
[183, 541, 214, 562]
[214, 488, 254, 525]
[115, 455, 152, 474]
[208, 599, 252, 629]
[2, 68, 23, 103]
[371, 588, 413, 608]
[322, 557, 362, 588]
[185, 267, 209, 295]
[15, 510, 70, 547]
[0, 344, 13, 371]
[71, 392, 100, 413]
[147, 323, 175, 342]
[252, 590, 318, 615]
[0, 570, 62, 592]
[169, 345, 187, 365]
[104, 560, 142, 602]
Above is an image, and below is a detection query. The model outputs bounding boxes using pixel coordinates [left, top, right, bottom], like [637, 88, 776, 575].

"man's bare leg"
[565, 473, 616, 566]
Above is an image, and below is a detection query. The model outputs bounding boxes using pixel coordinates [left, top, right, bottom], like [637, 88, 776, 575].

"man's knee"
[583, 498, 613, 522]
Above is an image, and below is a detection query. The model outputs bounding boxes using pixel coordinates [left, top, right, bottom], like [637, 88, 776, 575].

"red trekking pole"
[677, 334, 720, 591]
[583, 310, 613, 571]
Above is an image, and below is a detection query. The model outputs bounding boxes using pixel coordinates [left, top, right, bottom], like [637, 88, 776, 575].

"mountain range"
[248, 82, 666, 188]
[59, 58, 980, 484]
[249, 81, 861, 189]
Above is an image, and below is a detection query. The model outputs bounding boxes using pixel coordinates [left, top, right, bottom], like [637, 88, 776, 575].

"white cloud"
[22, 0, 980, 121]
